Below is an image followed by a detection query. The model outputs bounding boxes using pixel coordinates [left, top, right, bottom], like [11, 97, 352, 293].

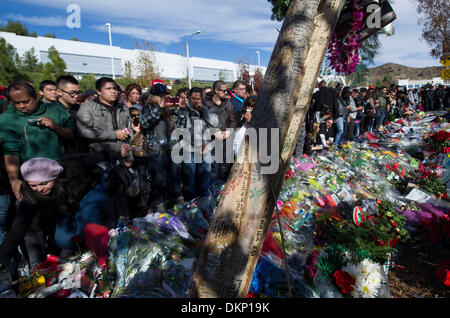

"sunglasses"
[60, 89, 82, 97]
[217, 89, 228, 93]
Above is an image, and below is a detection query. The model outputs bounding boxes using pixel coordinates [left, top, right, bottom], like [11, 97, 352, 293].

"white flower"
[80, 251, 94, 264]
[355, 280, 378, 298]
[342, 259, 382, 298]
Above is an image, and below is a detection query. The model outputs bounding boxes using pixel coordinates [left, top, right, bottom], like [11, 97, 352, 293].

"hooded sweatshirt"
[0, 102, 74, 163]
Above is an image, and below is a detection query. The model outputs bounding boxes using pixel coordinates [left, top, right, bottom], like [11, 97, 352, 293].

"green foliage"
[42, 46, 67, 81]
[267, 0, 292, 21]
[168, 78, 215, 96]
[115, 77, 138, 90]
[0, 20, 30, 36]
[18, 48, 43, 73]
[316, 245, 347, 280]
[0, 37, 24, 86]
[359, 35, 381, 65]
[78, 74, 97, 93]
[347, 63, 369, 87]
[316, 200, 410, 264]
[416, 174, 446, 198]
[43, 33, 56, 38]
[375, 73, 396, 88]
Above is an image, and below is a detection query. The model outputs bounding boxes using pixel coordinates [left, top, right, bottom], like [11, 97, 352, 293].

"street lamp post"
[256, 50, 261, 67]
[105, 23, 115, 79]
[186, 30, 201, 89]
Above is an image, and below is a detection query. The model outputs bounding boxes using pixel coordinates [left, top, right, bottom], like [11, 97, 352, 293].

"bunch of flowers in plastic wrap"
[107, 212, 198, 298]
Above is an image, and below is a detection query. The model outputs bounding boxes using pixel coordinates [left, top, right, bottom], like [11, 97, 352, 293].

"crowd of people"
[294, 80, 449, 155]
[0, 73, 448, 282]
[0, 76, 258, 277]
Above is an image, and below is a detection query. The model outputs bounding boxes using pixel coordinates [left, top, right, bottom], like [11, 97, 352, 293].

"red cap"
[369, 85, 375, 90]
[151, 79, 165, 87]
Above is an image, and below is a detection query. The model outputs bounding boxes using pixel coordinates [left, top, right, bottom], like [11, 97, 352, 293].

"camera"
[168, 97, 180, 105]
[27, 119, 42, 126]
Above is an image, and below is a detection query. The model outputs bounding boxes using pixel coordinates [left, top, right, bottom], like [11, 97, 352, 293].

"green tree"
[135, 40, 161, 89]
[42, 46, 67, 81]
[374, 74, 395, 88]
[18, 48, 43, 73]
[115, 61, 136, 88]
[218, 69, 227, 82]
[43, 33, 56, 38]
[347, 63, 369, 87]
[253, 68, 264, 93]
[267, 0, 291, 21]
[0, 37, 23, 86]
[78, 74, 97, 93]
[0, 20, 30, 36]
[237, 56, 251, 86]
[415, 0, 449, 59]
[116, 77, 137, 90]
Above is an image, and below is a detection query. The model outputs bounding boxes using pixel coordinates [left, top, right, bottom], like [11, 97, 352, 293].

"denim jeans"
[347, 118, 354, 140]
[182, 152, 212, 201]
[364, 115, 375, 133]
[147, 152, 170, 206]
[376, 109, 386, 129]
[335, 117, 344, 145]
[0, 195, 11, 245]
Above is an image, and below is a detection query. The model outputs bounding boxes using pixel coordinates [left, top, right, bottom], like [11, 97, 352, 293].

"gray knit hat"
[20, 158, 63, 182]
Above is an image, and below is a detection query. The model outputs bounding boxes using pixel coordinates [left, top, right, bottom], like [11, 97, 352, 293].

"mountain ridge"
[368, 63, 443, 83]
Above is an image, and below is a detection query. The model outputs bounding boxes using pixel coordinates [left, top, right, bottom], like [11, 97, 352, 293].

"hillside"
[368, 63, 443, 83]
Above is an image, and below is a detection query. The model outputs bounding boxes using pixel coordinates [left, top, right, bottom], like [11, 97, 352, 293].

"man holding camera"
[0, 81, 75, 200]
[76, 77, 132, 156]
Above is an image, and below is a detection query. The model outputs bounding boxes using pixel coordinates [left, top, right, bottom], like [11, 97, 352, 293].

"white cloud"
[11, 0, 282, 48]
[4, 13, 67, 27]
[90, 24, 181, 45]
[9, 0, 439, 68]
[373, 0, 441, 67]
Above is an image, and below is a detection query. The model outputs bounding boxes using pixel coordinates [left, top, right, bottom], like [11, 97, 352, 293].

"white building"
[0, 31, 266, 83]
[396, 77, 445, 89]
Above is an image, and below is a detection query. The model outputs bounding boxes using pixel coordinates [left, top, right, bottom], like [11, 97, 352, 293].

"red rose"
[333, 270, 355, 294]
[285, 169, 294, 179]
[434, 131, 450, 141]
[443, 147, 450, 154]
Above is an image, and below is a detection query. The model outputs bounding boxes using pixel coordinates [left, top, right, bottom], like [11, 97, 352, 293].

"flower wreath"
[327, 0, 365, 75]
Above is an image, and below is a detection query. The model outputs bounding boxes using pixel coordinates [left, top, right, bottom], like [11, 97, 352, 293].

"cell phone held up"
[27, 119, 42, 127]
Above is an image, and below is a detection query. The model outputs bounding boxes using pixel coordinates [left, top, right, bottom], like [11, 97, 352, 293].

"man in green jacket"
[0, 81, 74, 200]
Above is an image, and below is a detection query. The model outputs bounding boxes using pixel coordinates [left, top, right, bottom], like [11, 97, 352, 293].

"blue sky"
[0, 0, 442, 68]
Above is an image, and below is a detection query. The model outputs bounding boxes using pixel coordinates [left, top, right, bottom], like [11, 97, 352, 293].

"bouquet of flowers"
[427, 130, 450, 154]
